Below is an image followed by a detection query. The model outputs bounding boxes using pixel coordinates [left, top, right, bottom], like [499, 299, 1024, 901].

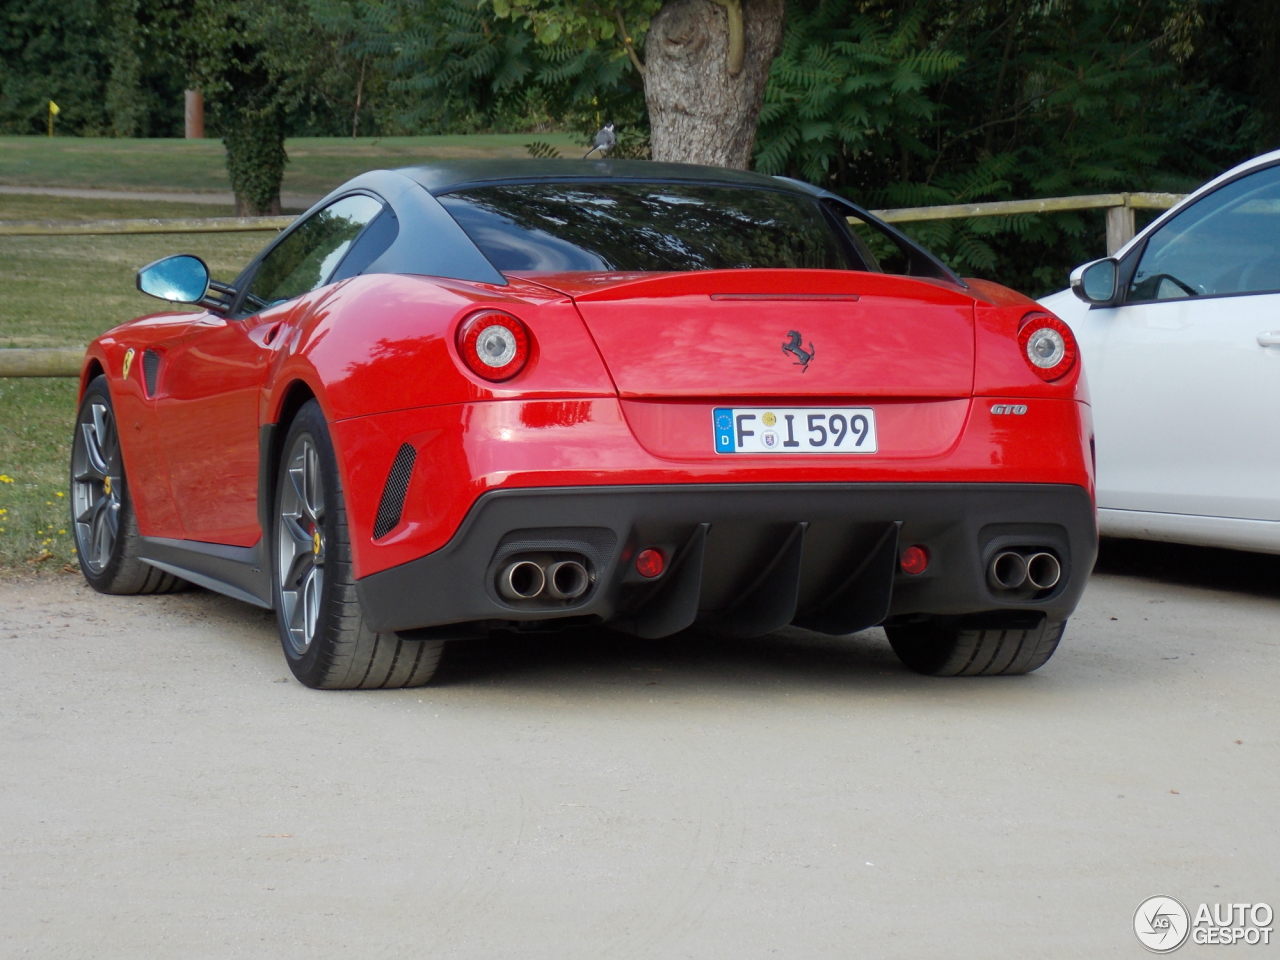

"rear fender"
[256, 272, 617, 557]
[291, 273, 615, 423]
[968, 279, 1088, 403]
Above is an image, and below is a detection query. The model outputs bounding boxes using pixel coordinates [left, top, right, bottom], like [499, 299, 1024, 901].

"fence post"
[1105, 197, 1136, 256]
[184, 90, 204, 139]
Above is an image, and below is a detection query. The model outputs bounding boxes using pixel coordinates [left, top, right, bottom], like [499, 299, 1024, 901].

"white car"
[1041, 149, 1280, 554]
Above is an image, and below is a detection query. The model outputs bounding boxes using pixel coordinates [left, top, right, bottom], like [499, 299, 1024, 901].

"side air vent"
[372, 444, 417, 540]
[142, 349, 161, 396]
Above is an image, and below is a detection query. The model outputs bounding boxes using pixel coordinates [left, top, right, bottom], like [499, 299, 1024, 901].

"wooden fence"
[0, 191, 1185, 378]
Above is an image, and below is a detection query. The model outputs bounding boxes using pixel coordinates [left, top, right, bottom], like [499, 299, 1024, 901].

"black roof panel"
[397, 159, 809, 196]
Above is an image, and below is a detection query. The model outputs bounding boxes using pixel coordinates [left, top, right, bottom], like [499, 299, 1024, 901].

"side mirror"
[137, 255, 210, 304]
[1070, 258, 1118, 305]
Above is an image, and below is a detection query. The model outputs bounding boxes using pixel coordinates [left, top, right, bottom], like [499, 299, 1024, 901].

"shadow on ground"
[433, 623, 905, 689]
[1095, 536, 1280, 599]
[103, 535, 1279, 688]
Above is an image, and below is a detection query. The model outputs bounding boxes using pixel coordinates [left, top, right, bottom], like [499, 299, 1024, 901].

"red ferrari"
[73, 160, 1095, 687]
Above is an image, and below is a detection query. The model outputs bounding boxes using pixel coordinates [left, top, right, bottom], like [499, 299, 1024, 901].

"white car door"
[1057, 162, 1280, 521]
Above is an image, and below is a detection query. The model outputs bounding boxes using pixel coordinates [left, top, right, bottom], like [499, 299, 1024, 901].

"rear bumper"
[354, 482, 1097, 638]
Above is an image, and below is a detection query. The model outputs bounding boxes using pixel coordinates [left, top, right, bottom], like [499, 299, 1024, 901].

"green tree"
[486, 0, 785, 167]
[755, 0, 1269, 293]
[184, 0, 321, 214]
[322, 0, 643, 141]
[0, 0, 113, 134]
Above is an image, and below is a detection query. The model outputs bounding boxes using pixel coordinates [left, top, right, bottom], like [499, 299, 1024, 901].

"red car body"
[77, 161, 1095, 681]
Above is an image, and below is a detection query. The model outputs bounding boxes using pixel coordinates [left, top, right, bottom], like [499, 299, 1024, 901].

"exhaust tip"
[498, 560, 546, 600]
[988, 551, 1028, 590]
[544, 560, 590, 600]
[1025, 552, 1061, 591]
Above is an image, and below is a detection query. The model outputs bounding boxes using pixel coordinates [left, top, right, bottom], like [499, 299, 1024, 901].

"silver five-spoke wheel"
[277, 434, 326, 656]
[71, 399, 121, 575]
[70, 375, 187, 595]
[270, 399, 444, 688]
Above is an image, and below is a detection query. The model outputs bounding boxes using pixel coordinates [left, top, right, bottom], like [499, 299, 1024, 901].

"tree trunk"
[224, 109, 286, 216]
[644, 0, 786, 169]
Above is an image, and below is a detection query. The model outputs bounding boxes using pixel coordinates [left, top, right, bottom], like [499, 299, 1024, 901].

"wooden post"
[184, 90, 204, 139]
[1105, 202, 1135, 256]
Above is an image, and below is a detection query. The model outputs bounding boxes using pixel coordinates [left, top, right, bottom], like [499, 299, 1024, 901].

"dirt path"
[1, 571, 1277, 958]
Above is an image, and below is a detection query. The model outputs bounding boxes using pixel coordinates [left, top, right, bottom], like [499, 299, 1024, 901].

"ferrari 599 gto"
[73, 160, 1095, 687]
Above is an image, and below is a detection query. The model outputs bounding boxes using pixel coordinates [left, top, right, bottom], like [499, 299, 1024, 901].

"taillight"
[456, 310, 531, 382]
[1017, 313, 1077, 381]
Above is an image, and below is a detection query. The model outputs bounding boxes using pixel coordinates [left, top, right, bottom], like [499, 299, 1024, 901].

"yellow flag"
[49, 101, 60, 115]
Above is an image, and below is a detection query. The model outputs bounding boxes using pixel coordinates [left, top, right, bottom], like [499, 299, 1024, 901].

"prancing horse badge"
[782, 330, 815, 372]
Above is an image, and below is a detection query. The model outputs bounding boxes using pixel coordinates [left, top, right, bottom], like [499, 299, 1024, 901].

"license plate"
[713, 407, 878, 454]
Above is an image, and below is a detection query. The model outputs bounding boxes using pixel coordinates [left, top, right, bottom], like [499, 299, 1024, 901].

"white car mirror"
[1070, 258, 1118, 305]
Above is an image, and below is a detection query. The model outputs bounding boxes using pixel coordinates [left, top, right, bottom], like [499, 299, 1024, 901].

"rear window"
[436, 182, 860, 272]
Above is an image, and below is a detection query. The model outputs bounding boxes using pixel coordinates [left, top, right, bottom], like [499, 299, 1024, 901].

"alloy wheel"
[277, 434, 326, 656]
[71, 401, 122, 575]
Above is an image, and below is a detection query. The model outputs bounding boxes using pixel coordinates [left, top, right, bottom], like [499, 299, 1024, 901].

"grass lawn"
[0, 195, 277, 572]
[0, 378, 79, 572]
[0, 133, 584, 196]
[0, 195, 270, 349]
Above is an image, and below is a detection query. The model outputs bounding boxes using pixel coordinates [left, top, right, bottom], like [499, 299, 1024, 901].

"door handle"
[249, 321, 285, 348]
[1257, 332, 1280, 347]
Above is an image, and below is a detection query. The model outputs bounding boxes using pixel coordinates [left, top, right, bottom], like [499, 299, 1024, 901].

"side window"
[1129, 164, 1280, 302]
[242, 194, 385, 313]
[328, 207, 399, 284]
[843, 209, 950, 280]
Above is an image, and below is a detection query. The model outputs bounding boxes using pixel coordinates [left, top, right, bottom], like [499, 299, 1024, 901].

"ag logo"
[1134, 896, 1190, 953]
[782, 330, 815, 371]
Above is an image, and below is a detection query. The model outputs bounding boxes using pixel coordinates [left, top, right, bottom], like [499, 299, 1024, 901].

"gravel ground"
[1, 561, 1276, 959]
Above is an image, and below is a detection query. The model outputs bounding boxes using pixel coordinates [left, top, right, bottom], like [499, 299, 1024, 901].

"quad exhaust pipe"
[498, 560, 546, 600]
[987, 550, 1061, 592]
[497, 557, 590, 602]
[544, 560, 590, 600]
[1026, 552, 1061, 591]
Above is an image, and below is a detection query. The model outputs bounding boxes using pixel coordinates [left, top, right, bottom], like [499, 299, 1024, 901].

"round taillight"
[1017, 314, 1077, 381]
[900, 545, 929, 575]
[457, 310, 531, 382]
[635, 548, 665, 579]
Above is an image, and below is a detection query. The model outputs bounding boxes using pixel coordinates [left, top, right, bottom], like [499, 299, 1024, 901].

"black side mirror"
[1070, 258, 1118, 305]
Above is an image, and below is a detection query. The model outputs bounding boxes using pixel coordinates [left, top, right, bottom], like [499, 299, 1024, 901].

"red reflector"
[900, 545, 929, 575]
[635, 548, 665, 579]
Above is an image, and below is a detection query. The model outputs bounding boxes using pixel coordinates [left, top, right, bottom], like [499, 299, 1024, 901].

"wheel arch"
[79, 356, 106, 401]
[257, 379, 319, 542]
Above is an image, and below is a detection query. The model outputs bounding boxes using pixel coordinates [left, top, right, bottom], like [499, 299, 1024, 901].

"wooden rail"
[872, 191, 1183, 222]
[0, 215, 296, 236]
[0, 348, 84, 377]
[0, 190, 1188, 378]
[872, 191, 1184, 259]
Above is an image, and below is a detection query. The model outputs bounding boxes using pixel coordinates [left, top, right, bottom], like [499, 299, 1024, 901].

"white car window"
[1129, 164, 1280, 302]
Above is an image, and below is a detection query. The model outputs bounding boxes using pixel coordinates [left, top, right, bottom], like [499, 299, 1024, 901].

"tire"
[885, 617, 1066, 677]
[271, 400, 444, 689]
[70, 375, 189, 595]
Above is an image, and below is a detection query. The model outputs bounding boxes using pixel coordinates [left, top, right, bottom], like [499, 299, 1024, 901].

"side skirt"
[138, 536, 273, 609]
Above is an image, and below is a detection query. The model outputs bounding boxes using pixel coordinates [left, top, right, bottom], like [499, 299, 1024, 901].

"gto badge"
[782, 330, 815, 371]
[121, 348, 135, 380]
[991, 404, 1028, 415]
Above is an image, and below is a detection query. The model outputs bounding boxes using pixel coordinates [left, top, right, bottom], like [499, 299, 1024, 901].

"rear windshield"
[436, 182, 861, 272]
